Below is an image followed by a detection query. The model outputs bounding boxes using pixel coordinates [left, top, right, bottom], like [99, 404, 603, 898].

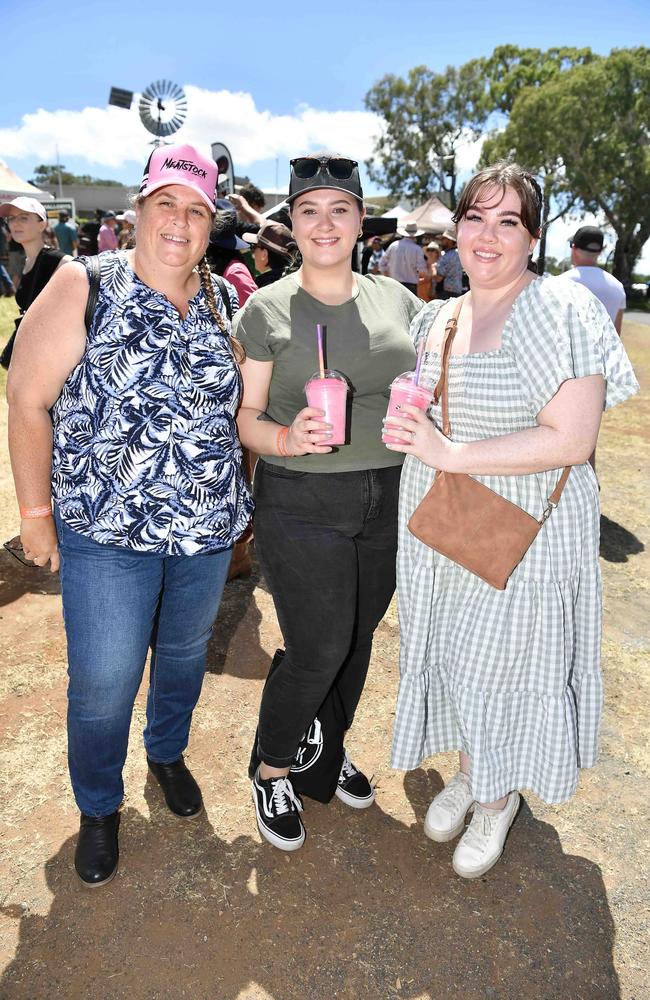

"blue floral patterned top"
[51, 252, 253, 555]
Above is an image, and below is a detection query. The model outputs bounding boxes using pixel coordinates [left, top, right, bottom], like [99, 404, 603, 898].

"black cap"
[288, 151, 363, 206]
[209, 198, 248, 250]
[570, 226, 604, 252]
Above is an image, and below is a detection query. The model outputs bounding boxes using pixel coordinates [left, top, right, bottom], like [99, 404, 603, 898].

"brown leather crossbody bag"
[407, 295, 570, 590]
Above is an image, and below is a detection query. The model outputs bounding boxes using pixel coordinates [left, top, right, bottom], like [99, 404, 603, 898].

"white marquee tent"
[0, 160, 53, 203]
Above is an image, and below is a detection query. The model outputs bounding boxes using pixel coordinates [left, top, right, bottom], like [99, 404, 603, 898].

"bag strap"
[538, 466, 571, 523]
[430, 292, 571, 517]
[432, 294, 467, 437]
[212, 274, 232, 322]
[84, 256, 101, 333]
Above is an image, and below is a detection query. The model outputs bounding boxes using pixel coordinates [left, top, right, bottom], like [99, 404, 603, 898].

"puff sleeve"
[509, 278, 639, 416]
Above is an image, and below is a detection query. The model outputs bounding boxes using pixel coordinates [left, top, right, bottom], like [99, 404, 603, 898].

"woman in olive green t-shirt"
[235, 152, 423, 852]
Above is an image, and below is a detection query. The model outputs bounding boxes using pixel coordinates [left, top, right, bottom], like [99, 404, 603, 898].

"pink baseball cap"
[139, 143, 218, 212]
[0, 196, 47, 222]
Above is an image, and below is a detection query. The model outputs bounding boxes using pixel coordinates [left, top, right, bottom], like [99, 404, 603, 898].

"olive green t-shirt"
[234, 273, 424, 472]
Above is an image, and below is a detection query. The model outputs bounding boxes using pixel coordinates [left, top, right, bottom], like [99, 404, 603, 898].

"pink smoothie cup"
[304, 369, 349, 446]
[382, 372, 431, 445]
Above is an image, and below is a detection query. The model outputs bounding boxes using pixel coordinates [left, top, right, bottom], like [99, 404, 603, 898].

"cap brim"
[210, 233, 249, 251]
[140, 178, 216, 213]
[0, 202, 46, 222]
[242, 232, 259, 246]
[287, 183, 363, 205]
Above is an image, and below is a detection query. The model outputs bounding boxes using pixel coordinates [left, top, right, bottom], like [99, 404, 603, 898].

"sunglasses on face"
[5, 214, 35, 226]
[290, 157, 358, 180]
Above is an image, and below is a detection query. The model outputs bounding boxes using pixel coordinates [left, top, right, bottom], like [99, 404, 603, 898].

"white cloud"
[0, 85, 383, 171]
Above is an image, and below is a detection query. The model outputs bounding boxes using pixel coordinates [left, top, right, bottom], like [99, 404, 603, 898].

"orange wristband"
[20, 505, 52, 519]
[277, 426, 291, 457]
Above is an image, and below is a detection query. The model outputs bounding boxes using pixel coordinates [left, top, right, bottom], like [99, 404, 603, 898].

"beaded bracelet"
[277, 426, 291, 457]
[20, 505, 53, 519]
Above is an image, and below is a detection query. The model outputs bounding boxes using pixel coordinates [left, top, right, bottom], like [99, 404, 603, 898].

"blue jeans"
[56, 513, 232, 816]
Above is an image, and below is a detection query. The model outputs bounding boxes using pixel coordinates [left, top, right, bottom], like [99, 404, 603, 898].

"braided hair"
[197, 254, 245, 364]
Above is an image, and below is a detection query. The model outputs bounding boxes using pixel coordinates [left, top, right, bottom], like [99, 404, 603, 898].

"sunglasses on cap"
[290, 157, 358, 180]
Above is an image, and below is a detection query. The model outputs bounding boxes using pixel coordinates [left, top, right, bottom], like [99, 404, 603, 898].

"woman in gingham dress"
[383, 163, 638, 879]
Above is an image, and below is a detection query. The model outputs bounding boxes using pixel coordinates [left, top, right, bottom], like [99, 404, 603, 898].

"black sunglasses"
[290, 157, 358, 180]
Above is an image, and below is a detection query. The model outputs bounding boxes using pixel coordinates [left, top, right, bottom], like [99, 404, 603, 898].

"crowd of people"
[1, 143, 639, 889]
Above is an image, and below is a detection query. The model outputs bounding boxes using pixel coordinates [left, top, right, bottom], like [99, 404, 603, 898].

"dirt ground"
[0, 316, 648, 1000]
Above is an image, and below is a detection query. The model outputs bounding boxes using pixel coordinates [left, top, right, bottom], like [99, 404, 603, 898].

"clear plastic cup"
[304, 369, 349, 446]
[382, 372, 431, 445]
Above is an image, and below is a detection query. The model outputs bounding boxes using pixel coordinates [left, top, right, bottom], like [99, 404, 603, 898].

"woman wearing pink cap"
[7, 144, 252, 887]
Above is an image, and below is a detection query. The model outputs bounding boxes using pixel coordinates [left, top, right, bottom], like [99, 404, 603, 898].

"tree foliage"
[364, 61, 488, 207]
[30, 164, 124, 187]
[478, 48, 598, 272]
[485, 48, 650, 282]
[481, 44, 598, 116]
[365, 44, 649, 280]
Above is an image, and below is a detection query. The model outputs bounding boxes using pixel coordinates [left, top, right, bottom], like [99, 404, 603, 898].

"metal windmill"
[138, 80, 188, 146]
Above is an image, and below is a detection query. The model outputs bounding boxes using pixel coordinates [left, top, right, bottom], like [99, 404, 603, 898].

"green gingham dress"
[391, 277, 639, 804]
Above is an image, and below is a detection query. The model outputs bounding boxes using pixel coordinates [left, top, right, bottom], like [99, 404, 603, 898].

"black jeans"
[253, 461, 400, 768]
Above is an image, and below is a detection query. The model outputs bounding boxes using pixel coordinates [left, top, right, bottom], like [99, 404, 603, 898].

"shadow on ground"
[600, 515, 645, 564]
[0, 550, 61, 608]
[1, 769, 619, 1000]
[206, 548, 271, 681]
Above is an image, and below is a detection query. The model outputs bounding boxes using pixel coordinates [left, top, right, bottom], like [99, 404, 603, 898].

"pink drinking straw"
[316, 324, 325, 379]
[414, 338, 425, 386]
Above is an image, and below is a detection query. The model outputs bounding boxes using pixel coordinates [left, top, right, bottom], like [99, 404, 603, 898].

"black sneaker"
[335, 751, 375, 809]
[251, 768, 305, 851]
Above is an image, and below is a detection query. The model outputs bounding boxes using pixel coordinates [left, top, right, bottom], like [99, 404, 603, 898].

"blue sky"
[2, 0, 648, 265]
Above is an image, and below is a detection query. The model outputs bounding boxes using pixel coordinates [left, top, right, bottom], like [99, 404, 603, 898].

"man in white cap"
[557, 226, 626, 334]
[434, 228, 463, 299]
[379, 221, 427, 293]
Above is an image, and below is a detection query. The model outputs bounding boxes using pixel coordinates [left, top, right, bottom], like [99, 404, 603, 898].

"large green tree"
[480, 46, 598, 272]
[364, 61, 488, 207]
[486, 48, 650, 283]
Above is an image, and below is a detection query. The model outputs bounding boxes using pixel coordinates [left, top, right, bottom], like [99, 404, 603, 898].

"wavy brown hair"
[452, 162, 543, 239]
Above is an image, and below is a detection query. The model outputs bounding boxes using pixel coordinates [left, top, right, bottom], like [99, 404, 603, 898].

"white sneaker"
[424, 772, 474, 842]
[452, 791, 520, 878]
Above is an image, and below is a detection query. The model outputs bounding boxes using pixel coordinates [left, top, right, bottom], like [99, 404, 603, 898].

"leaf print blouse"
[51, 253, 253, 555]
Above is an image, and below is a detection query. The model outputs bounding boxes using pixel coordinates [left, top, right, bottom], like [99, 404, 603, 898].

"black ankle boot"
[75, 811, 120, 888]
[147, 756, 203, 818]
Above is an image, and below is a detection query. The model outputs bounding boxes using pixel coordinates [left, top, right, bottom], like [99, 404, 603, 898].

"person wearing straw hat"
[242, 221, 297, 287]
[379, 221, 427, 293]
[234, 151, 424, 851]
[433, 227, 464, 299]
[7, 142, 252, 887]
